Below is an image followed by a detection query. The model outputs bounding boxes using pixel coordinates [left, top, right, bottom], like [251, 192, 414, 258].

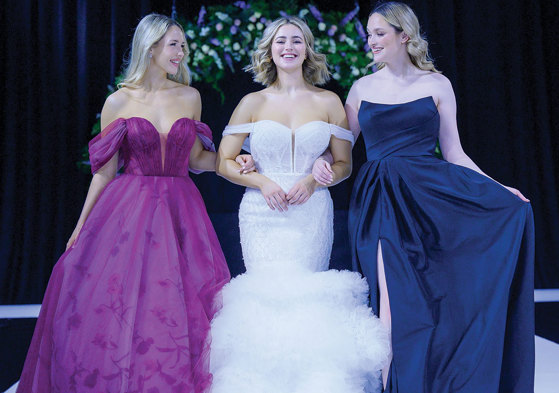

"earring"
[149, 53, 153, 58]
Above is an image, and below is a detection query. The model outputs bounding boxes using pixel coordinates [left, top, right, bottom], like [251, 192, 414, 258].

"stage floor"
[2, 291, 558, 392]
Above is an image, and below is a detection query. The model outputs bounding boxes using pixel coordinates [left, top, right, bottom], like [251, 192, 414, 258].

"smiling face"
[150, 25, 186, 75]
[271, 23, 307, 72]
[367, 13, 407, 64]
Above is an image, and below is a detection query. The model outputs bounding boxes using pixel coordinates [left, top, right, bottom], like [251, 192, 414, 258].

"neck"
[141, 62, 169, 91]
[382, 51, 417, 79]
[273, 67, 307, 93]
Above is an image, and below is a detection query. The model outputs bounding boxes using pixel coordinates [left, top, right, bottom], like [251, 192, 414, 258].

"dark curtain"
[1, 0, 558, 304]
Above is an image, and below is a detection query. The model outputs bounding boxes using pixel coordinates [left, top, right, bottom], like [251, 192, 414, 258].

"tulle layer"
[18, 174, 230, 393]
[210, 269, 391, 393]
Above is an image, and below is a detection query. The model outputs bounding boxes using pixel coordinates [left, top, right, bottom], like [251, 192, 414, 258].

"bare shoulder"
[100, 89, 130, 128]
[171, 84, 201, 104]
[314, 88, 343, 107]
[424, 72, 453, 91]
[229, 91, 264, 125]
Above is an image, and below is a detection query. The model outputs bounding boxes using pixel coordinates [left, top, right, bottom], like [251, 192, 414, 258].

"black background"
[1, 0, 558, 304]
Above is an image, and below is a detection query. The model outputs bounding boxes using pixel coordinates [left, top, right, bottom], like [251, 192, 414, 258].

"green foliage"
[179, 1, 371, 97]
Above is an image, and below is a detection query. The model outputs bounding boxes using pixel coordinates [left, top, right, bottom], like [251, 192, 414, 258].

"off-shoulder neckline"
[226, 119, 348, 132]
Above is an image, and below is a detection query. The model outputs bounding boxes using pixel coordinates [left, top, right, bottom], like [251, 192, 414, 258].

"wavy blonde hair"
[371, 2, 440, 72]
[245, 16, 330, 86]
[119, 14, 191, 88]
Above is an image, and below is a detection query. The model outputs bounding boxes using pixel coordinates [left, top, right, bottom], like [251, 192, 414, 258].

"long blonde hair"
[245, 16, 330, 86]
[371, 2, 440, 72]
[120, 14, 191, 88]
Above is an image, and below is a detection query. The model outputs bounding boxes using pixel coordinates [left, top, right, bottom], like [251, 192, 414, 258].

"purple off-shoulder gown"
[17, 117, 230, 393]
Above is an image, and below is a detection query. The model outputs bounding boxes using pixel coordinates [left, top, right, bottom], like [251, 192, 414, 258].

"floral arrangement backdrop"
[80, 1, 376, 170]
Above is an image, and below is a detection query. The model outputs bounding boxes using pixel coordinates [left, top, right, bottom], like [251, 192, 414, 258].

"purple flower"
[230, 25, 238, 35]
[234, 1, 249, 9]
[210, 38, 221, 46]
[309, 5, 323, 22]
[340, 2, 360, 26]
[197, 6, 206, 26]
[280, 11, 289, 18]
[260, 17, 267, 24]
[355, 19, 367, 40]
[327, 26, 337, 37]
[224, 52, 234, 72]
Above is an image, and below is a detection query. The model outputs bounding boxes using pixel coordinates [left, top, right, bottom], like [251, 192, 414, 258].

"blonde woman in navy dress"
[314, 2, 534, 392]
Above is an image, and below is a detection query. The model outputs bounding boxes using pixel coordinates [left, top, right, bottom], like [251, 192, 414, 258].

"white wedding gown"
[210, 120, 390, 393]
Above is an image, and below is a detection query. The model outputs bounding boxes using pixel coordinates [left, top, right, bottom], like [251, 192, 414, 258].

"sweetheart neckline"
[228, 119, 345, 132]
[122, 116, 196, 137]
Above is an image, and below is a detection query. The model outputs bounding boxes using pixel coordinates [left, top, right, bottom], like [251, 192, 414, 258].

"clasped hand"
[260, 176, 317, 211]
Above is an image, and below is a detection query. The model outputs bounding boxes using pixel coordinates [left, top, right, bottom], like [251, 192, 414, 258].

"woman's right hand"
[260, 179, 288, 211]
[66, 225, 83, 250]
[312, 157, 334, 186]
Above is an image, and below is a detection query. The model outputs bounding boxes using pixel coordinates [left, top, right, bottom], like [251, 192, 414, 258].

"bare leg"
[378, 241, 392, 389]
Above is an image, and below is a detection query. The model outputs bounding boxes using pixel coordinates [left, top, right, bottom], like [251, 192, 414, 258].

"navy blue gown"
[348, 96, 535, 393]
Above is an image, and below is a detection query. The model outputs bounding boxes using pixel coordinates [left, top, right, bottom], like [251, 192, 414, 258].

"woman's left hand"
[286, 176, 317, 205]
[235, 154, 256, 174]
[505, 186, 530, 202]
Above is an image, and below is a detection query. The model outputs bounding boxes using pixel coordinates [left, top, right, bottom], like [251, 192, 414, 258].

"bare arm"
[437, 76, 529, 201]
[217, 95, 289, 211]
[344, 80, 362, 141]
[312, 90, 353, 186]
[67, 96, 121, 248]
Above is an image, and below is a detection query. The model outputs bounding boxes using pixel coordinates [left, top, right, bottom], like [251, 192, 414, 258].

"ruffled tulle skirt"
[210, 267, 391, 393]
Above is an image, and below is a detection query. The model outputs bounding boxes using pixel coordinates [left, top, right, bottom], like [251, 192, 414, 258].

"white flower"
[190, 42, 198, 50]
[333, 72, 341, 80]
[223, 38, 231, 45]
[366, 51, 373, 59]
[208, 49, 217, 56]
[234, 19, 241, 26]
[256, 22, 264, 30]
[351, 66, 359, 76]
[240, 49, 246, 55]
[201, 44, 210, 53]
[215, 12, 229, 21]
[254, 11, 262, 18]
[318, 22, 326, 31]
[186, 30, 195, 39]
[346, 37, 355, 47]
[298, 9, 309, 18]
[200, 27, 210, 37]
[247, 23, 255, 31]
[233, 42, 241, 51]
[249, 15, 257, 23]
[216, 22, 223, 31]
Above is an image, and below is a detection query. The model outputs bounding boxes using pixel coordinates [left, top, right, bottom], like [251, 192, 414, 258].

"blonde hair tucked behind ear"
[119, 13, 191, 88]
[372, 2, 440, 73]
[245, 16, 330, 86]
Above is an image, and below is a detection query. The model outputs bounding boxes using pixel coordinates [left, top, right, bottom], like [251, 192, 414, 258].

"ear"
[401, 32, 410, 44]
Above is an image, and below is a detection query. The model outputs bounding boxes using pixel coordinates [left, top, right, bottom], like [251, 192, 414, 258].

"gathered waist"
[120, 172, 189, 178]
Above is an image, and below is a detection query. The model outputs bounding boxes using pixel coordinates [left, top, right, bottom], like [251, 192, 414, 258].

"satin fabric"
[17, 117, 230, 393]
[349, 97, 535, 393]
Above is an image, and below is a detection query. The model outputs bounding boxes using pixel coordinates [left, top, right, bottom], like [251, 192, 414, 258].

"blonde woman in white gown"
[210, 16, 390, 393]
